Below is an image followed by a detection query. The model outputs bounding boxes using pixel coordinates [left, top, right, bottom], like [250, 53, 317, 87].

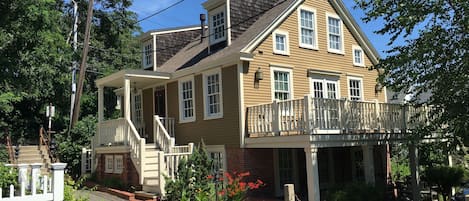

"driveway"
[75, 190, 127, 201]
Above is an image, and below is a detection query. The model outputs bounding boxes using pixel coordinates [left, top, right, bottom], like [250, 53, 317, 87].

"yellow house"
[91, 0, 425, 200]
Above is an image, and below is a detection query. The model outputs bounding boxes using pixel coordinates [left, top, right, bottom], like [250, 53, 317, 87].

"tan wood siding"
[243, 0, 385, 107]
[167, 65, 240, 146]
[142, 88, 154, 142]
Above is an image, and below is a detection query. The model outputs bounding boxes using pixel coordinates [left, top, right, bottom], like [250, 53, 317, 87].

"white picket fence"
[1, 163, 67, 201]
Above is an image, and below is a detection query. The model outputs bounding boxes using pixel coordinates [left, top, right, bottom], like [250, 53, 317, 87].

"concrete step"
[134, 191, 157, 201]
[142, 185, 160, 193]
[143, 177, 161, 186]
[143, 163, 159, 171]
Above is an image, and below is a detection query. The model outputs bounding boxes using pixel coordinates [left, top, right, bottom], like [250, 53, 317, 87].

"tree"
[355, 1, 469, 147]
[424, 166, 466, 201]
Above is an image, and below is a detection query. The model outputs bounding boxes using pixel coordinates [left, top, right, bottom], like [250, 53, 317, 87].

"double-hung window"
[105, 155, 123, 174]
[348, 77, 363, 101]
[327, 14, 343, 54]
[271, 67, 292, 100]
[210, 6, 226, 44]
[179, 76, 195, 123]
[352, 45, 365, 67]
[203, 69, 223, 119]
[311, 78, 339, 99]
[143, 42, 153, 68]
[299, 6, 317, 49]
[273, 30, 289, 55]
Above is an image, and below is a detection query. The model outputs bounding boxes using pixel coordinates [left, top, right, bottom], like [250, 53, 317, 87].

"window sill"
[179, 118, 196, 124]
[327, 49, 345, 55]
[273, 51, 290, 56]
[204, 114, 223, 120]
[299, 44, 319, 51]
[353, 63, 366, 68]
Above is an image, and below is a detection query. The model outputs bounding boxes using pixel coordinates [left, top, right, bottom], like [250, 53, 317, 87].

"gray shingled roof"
[157, 0, 297, 73]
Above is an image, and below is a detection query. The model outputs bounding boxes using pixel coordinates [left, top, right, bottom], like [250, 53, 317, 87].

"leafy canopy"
[356, 0, 469, 146]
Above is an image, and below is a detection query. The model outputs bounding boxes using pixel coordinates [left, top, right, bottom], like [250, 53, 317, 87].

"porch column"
[124, 78, 131, 120]
[409, 143, 421, 201]
[362, 145, 375, 184]
[98, 86, 104, 122]
[305, 146, 320, 201]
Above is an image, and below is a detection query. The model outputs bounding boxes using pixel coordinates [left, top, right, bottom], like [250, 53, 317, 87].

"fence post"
[304, 95, 312, 134]
[284, 184, 295, 201]
[272, 100, 280, 136]
[158, 151, 166, 197]
[17, 164, 28, 192]
[188, 143, 194, 153]
[51, 163, 67, 201]
[31, 163, 42, 195]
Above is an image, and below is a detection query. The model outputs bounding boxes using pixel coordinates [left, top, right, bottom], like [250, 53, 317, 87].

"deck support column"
[98, 86, 104, 122]
[124, 78, 131, 120]
[305, 146, 320, 201]
[362, 145, 375, 184]
[409, 143, 421, 201]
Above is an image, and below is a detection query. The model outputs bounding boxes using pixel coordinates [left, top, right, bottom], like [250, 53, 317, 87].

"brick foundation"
[95, 152, 140, 190]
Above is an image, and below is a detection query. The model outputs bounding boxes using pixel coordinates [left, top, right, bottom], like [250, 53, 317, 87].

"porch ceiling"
[95, 69, 171, 88]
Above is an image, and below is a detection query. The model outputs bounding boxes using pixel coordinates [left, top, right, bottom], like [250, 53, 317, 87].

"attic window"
[209, 6, 226, 44]
[143, 42, 153, 68]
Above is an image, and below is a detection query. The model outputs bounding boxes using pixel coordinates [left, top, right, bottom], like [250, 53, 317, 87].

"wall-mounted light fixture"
[254, 68, 263, 81]
[375, 82, 384, 93]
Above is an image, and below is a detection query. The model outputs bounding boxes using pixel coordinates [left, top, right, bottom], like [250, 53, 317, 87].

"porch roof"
[95, 69, 171, 88]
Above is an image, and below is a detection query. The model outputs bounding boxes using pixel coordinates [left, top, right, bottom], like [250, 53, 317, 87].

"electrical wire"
[137, 0, 186, 23]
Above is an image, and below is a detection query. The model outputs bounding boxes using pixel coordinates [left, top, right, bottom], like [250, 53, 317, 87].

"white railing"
[159, 117, 175, 137]
[247, 95, 429, 136]
[125, 118, 146, 184]
[2, 163, 66, 201]
[154, 116, 175, 153]
[96, 118, 126, 146]
[164, 143, 194, 181]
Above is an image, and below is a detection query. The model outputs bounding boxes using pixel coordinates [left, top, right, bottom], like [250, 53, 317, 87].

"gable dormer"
[203, 0, 229, 48]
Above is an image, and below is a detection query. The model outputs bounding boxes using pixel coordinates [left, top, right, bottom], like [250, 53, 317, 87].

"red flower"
[207, 174, 214, 180]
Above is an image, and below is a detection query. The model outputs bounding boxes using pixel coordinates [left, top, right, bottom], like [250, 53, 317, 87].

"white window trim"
[209, 5, 227, 45]
[114, 155, 123, 174]
[309, 77, 340, 99]
[270, 66, 294, 101]
[297, 5, 318, 50]
[104, 155, 114, 173]
[178, 76, 196, 123]
[352, 45, 365, 67]
[203, 68, 223, 120]
[143, 40, 153, 68]
[347, 76, 364, 101]
[326, 12, 345, 55]
[206, 145, 227, 173]
[272, 29, 290, 55]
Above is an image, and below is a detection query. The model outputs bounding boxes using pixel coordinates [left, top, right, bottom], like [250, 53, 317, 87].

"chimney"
[200, 14, 206, 43]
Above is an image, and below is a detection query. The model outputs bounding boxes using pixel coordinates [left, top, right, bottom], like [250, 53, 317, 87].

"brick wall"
[95, 152, 140, 190]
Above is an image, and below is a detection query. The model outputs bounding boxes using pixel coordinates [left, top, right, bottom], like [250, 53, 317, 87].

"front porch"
[92, 69, 194, 195]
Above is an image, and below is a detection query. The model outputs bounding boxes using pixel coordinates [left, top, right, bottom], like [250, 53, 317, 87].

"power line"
[137, 0, 186, 23]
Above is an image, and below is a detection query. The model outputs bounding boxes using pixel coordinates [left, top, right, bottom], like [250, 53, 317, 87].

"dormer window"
[143, 42, 153, 68]
[209, 6, 226, 44]
[272, 30, 289, 55]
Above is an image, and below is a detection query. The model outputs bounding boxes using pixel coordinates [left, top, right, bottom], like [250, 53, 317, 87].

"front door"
[154, 86, 166, 117]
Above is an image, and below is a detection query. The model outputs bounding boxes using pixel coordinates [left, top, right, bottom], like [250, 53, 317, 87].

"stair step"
[134, 191, 157, 200]
[143, 164, 159, 171]
[142, 185, 160, 193]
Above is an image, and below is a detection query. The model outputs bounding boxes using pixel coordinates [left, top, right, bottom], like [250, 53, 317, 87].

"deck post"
[17, 164, 28, 189]
[409, 143, 421, 201]
[272, 100, 280, 136]
[304, 95, 312, 134]
[30, 163, 42, 195]
[51, 163, 67, 201]
[304, 146, 320, 201]
[362, 145, 375, 184]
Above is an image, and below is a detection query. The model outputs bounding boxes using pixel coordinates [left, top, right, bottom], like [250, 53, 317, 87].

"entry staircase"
[94, 115, 194, 195]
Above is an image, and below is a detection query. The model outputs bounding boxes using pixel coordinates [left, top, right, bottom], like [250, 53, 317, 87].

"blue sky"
[129, 0, 394, 57]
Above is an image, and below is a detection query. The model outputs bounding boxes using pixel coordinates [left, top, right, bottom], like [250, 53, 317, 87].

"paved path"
[75, 190, 127, 201]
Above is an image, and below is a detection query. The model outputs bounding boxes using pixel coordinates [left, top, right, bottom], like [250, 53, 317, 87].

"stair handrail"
[5, 129, 15, 164]
[153, 115, 175, 153]
[39, 126, 56, 163]
[125, 118, 146, 184]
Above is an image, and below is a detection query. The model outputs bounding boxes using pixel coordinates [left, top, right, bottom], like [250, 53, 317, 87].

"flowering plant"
[218, 171, 264, 201]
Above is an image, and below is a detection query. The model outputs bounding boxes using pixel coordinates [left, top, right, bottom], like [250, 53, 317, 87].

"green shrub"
[64, 175, 89, 201]
[326, 182, 383, 201]
[0, 163, 17, 194]
[424, 166, 466, 201]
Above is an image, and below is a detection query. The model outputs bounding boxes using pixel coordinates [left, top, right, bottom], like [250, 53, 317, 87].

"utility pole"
[71, 0, 94, 128]
[69, 0, 79, 129]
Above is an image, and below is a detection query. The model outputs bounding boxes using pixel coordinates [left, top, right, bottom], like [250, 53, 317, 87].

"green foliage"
[101, 176, 125, 190]
[0, 163, 18, 195]
[423, 166, 466, 201]
[0, 144, 9, 163]
[355, 0, 469, 148]
[165, 144, 214, 201]
[326, 182, 383, 201]
[64, 175, 89, 201]
[56, 115, 96, 178]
